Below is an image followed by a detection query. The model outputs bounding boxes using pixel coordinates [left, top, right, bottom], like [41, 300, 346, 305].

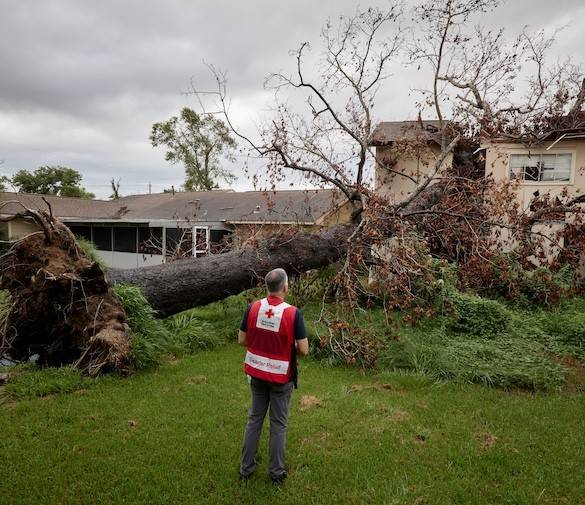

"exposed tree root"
[0, 202, 131, 375]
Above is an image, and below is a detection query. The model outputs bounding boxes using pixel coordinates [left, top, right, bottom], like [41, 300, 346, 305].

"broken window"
[209, 229, 232, 254]
[509, 153, 572, 182]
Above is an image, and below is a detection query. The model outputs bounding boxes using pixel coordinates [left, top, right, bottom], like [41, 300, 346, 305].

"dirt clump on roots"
[0, 207, 131, 375]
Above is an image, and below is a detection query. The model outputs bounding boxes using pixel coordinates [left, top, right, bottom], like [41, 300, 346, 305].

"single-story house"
[0, 189, 348, 269]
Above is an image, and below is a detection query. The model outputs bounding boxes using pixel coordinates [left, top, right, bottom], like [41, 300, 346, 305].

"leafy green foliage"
[10, 166, 95, 199]
[150, 107, 237, 191]
[447, 289, 511, 338]
[466, 253, 576, 307]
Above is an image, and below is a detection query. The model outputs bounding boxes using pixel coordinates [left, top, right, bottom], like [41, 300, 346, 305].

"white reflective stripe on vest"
[245, 350, 289, 375]
[254, 298, 291, 333]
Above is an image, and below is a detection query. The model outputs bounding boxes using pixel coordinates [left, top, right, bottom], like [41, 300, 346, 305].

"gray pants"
[240, 377, 293, 479]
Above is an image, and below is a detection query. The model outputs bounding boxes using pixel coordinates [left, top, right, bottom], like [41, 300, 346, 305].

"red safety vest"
[244, 296, 297, 384]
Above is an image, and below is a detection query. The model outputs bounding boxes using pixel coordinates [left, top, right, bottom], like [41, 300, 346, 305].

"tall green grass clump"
[113, 284, 172, 369]
[164, 313, 225, 353]
[75, 236, 107, 269]
[114, 284, 233, 368]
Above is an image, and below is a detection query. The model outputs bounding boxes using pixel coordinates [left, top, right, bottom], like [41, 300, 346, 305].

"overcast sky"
[1, 0, 583, 199]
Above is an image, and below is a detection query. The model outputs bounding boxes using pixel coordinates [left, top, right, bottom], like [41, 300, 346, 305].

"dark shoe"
[239, 471, 253, 482]
[271, 471, 287, 486]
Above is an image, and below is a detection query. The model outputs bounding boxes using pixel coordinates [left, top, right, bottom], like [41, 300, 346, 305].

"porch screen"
[92, 227, 112, 251]
[113, 227, 137, 253]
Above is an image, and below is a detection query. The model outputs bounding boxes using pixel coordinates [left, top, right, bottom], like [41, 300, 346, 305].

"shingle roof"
[0, 189, 345, 225]
[370, 120, 445, 146]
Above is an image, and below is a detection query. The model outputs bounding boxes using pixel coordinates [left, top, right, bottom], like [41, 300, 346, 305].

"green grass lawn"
[2, 344, 585, 505]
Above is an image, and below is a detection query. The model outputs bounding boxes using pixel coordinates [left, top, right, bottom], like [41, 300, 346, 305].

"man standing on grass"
[238, 268, 309, 485]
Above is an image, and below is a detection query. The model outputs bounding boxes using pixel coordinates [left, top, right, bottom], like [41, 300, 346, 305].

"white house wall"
[95, 250, 165, 269]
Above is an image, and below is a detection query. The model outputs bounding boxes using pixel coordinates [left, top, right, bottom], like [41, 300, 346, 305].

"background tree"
[11, 166, 95, 199]
[109, 178, 121, 200]
[150, 107, 237, 191]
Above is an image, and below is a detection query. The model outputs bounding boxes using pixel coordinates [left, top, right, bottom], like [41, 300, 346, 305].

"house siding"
[375, 144, 453, 204]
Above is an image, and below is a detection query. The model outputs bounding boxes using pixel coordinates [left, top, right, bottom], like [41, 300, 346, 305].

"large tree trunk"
[109, 224, 354, 317]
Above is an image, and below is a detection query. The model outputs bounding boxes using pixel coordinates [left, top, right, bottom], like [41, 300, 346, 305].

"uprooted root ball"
[0, 213, 131, 375]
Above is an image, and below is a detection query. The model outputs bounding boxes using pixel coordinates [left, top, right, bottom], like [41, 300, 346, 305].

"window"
[92, 226, 112, 251]
[113, 226, 137, 253]
[138, 227, 163, 255]
[509, 153, 572, 182]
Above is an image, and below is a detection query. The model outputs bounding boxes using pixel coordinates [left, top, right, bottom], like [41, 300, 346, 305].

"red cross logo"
[265, 308, 275, 318]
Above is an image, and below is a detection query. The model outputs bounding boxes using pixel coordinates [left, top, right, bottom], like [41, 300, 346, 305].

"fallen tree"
[108, 223, 354, 317]
[0, 201, 353, 370]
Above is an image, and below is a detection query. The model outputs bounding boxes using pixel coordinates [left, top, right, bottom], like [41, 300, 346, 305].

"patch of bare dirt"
[299, 395, 323, 410]
[389, 409, 411, 422]
[185, 375, 207, 385]
[474, 431, 498, 451]
[348, 382, 398, 393]
[301, 430, 330, 446]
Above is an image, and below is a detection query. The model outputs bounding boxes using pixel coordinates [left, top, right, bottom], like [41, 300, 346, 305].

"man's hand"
[296, 338, 309, 357]
[238, 330, 247, 347]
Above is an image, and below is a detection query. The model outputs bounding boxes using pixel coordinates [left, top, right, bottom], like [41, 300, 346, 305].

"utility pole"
[148, 183, 151, 194]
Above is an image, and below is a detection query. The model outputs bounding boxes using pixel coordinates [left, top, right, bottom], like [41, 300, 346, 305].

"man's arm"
[238, 304, 251, 347]
[294, 309, 309, 356]
[296, 338, 309, 356]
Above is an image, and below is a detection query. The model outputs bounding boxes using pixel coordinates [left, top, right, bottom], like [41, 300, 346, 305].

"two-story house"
[371, 120, 585, 262]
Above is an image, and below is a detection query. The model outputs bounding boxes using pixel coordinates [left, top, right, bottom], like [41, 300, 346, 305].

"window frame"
[193, 226, 210, 258]
[507, 149, 575, 186]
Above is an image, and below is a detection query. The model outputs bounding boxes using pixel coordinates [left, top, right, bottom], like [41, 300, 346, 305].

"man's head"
[265, 268, 289, 297]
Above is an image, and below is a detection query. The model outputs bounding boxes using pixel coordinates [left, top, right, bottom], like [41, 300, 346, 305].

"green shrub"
[540, 309, 585, 349]
[0, 290, 12, 340]
[479, 254, 575, 307]
[447, 289, 510, 338]
[380, 330, 566, 391]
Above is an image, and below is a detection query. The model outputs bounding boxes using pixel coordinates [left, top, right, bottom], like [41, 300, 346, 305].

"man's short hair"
[265, 268, 288, 294]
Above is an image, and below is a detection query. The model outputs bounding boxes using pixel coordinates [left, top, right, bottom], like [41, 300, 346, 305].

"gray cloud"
[1, 0, 583, 198]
